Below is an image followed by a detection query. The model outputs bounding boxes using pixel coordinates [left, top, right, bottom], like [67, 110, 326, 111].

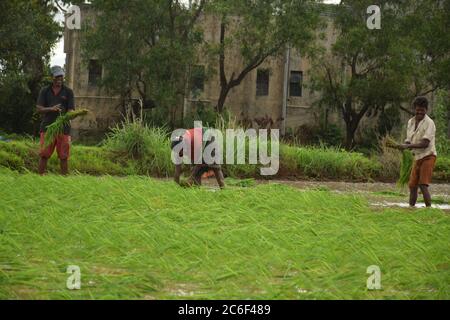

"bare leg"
[419, 184, 432, 207]
[38, 157, 48, 175]
[213, 168, 225, 189]
[190, 165, 203, 186]
[409, 186, 418, 207]
[60, 159, 69, 176]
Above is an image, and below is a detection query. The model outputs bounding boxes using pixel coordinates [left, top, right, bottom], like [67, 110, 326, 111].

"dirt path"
[197, 178, 450, 210]
[257, 180, 450, 198]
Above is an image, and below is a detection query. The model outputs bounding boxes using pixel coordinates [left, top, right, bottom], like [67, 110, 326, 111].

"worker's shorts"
[39, 132, 71, 160]
[408, 155, 436, 188]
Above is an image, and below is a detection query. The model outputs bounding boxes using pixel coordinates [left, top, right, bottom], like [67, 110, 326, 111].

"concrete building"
[64, 4, 342, 140]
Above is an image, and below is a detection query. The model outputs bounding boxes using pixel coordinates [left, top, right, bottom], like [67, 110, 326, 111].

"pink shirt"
[183, 128, 203, 164]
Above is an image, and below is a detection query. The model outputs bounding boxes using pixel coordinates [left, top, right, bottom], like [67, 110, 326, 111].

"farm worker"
[36, 66, 75, 175]
[171, 127, 225, 189]
[399, 96, 437, 208]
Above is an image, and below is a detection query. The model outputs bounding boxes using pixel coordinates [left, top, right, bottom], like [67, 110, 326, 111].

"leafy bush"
[435, 157, 450, 181]
[431, 90, 450, 156]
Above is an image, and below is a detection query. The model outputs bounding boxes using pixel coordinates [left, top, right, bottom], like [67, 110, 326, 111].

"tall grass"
[1, 131, 449, 181]
[280, 144, 381, 180]
[102, 119, 173, 176]
[0, 171, 448, 299]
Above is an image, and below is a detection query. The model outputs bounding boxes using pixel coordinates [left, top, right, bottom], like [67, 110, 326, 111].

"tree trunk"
[216, 85, 231, 114]
[447, 104, 450, 139]
[344, 121, 358, 150]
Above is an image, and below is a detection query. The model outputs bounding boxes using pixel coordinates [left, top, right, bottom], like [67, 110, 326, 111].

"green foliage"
[280, 144, 381, 181]
[431, 90, 450, 156]
[103, 120, 173, 176]
[435, 157, 450, 181]
[81, 0, 206, 127]
[2, 132, 450, 182]
[0, 1, 61, 134]
[183, 101, 218, 128]
[309, 0, 450, 149]
[0, 150, 25, 171]
[0, 173, 448, 299]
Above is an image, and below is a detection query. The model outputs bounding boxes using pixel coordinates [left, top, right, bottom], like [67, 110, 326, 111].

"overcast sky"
[50, 0, 341, 67]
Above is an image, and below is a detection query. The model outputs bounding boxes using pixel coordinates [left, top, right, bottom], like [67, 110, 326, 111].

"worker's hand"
[398, 144, 411, 150]
[51, 105, 62, 112]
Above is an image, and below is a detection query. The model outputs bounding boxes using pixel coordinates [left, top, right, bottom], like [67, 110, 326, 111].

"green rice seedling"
[398, 150, 414, 187]
[384, 136, 401, 150]
[44, 109, 89, 146]
[0, 171, 448, 299]
[0, 150, 25, 171]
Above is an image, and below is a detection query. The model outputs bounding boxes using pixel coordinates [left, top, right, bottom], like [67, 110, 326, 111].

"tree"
[0, 0, 61, 134]
[79, 0, 206, 128]
[206, 0, 321, 113]
[309, 0, 450, 149]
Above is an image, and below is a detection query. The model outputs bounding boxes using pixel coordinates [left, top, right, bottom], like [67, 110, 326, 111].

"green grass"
[1, 134, 450, 182]
[0, 170, 448, 299]
[280, 144, 381, 180]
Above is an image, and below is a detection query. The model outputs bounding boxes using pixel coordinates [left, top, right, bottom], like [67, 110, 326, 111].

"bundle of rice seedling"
[398, 150, 414, 187]
[385, 136, 401, 150]
[44, 109, 88, 146]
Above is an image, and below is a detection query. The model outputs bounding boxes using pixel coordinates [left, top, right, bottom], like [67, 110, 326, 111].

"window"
[256, 69, 269, 96]
[289, 71, 303, 97]
[88, 60, 102, 87]
[191, 65, 205, 94]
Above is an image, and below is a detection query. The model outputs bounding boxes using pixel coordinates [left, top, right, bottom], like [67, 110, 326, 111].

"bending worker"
[171, 127, 225, 189]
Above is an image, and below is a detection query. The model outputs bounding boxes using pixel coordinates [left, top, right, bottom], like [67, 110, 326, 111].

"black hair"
[413, 96, 428, 110]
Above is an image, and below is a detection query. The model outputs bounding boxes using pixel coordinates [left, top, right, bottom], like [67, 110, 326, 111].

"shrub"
[431, 90, 450, 156]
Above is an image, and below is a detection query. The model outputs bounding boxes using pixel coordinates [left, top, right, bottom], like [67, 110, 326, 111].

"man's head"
[51, 66, 65, 87]
[413, 96, 428, 121]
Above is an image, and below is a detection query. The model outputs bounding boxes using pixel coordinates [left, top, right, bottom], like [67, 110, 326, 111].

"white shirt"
[405, 114, 437, 160]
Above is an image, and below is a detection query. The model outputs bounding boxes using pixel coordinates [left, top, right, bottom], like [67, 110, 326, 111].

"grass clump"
[0, 150, 25, 171]
[0, 171, 448, 299]
[280, 144, 381, 181]
[103, 120, 173, 177]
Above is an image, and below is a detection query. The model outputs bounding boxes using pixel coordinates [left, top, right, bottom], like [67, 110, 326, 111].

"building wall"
[64, 4, 122, 140]
[68, 5, 423, 143]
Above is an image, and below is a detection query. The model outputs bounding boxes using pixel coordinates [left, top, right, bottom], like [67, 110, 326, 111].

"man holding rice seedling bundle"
[36, 66, 75, 175]
[171, 127, 225, 189]
[398, 97, 437, 208]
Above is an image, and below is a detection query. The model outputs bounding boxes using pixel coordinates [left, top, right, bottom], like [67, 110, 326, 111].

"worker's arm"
[36, 104, 62, 114]
[400, 139, 430, 150]
[174, 164, 182, 185]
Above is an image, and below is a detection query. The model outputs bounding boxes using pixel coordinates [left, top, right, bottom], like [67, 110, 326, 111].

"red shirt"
[183, 128, 203, 164]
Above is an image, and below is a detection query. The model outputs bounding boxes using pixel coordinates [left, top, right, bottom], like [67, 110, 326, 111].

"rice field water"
[0, 169, 448, 299]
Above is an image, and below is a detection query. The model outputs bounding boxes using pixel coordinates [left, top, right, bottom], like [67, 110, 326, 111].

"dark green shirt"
[37, 85, 75, 134]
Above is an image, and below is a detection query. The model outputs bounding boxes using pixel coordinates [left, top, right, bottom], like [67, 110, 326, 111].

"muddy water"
[371, 202, 450, 210]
